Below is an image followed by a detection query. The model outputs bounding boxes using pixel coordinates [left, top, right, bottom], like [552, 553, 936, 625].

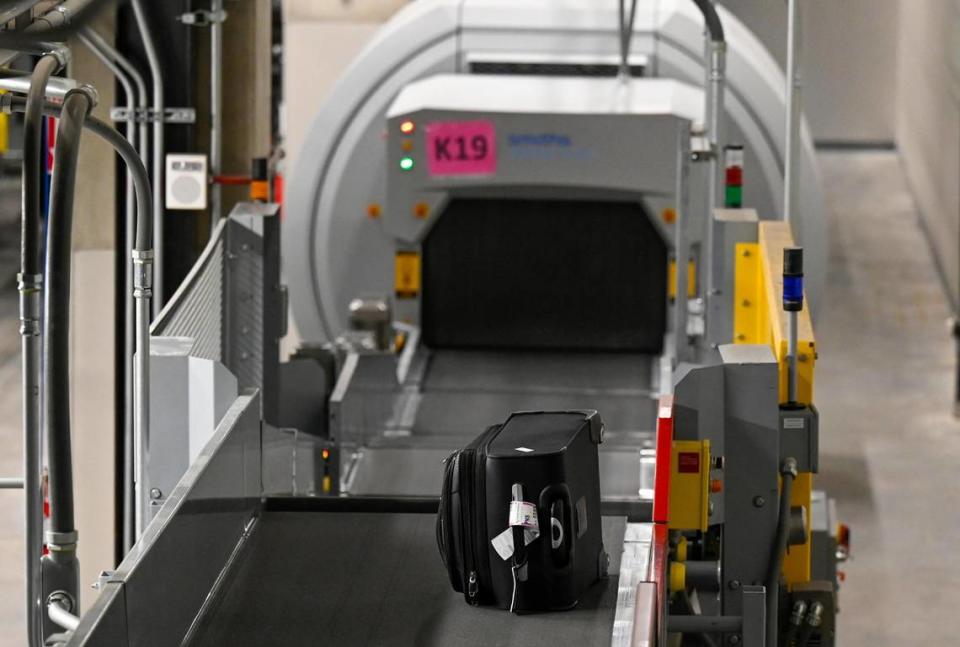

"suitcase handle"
[538, 484, 574, 575]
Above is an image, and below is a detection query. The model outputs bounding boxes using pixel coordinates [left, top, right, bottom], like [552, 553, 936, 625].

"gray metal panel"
[809, 490, 837, 585]
[717, 345, 780, 618]
[70, 393, 262, 647]
[223, 205, 283, 423]
[146, 346, 239, 522]
[68, 583, 129, 647]
[740, 585, 767, 647]
[185, 512, 626, 646]
[224, 221, 265, 392]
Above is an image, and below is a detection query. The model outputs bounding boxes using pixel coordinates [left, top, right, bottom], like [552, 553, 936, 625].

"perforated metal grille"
[226, 235, 264, 391]
[151, 223, 225, 362]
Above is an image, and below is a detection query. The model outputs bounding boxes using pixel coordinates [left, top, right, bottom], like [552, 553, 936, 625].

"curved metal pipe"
[80, 27, 150, 191]
[44, 89, 95, 539]
[5, 91, 154, 552]
[767, 457, 798, 647]
[19, 53, 59, 647]
[130, 0, 164, 316]
[690, 0, 725, 41]
[46, 599, 80, 632]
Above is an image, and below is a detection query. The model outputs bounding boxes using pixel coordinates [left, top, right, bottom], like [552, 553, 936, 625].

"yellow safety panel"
[394, 251, 421, 298]
[734, 221, 816, 586]
[668, 259, 697, 299]
[668, 439, 711, 532]
[733, 242, 763, 344]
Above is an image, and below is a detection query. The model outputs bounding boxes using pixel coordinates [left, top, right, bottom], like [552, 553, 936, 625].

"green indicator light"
[725, 185, 742, 209]
[399, 157, 414, 171]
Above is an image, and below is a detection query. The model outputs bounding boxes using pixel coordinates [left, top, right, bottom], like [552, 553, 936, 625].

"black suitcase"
[436, 410, 608, 613]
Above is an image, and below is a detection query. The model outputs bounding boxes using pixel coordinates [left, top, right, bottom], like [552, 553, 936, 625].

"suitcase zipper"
[461, 449, 479, 604]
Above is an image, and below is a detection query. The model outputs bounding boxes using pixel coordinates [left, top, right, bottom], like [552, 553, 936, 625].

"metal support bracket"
[178, 9, 227, 26]
[109, 107, 196, 124]
[690, 136, 715, 162]
[740, 585, 767, 646]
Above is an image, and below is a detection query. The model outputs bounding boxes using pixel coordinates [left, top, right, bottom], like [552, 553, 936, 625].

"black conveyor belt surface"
[189, 511, 626, 646]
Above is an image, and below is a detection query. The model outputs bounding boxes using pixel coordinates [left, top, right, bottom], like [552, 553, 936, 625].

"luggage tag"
[491, 501, 540, 561]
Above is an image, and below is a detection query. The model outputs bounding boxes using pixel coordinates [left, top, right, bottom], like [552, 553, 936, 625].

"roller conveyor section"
[186, 511, 627, 646]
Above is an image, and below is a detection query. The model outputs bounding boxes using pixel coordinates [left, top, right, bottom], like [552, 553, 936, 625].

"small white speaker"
[165, 153, 208, 210]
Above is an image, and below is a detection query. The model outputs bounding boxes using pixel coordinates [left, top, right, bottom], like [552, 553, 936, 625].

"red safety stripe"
[652, 394, 673, 524]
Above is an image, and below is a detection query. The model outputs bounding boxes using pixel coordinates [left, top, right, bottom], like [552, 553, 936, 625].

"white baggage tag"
[508, 501, 539, 531]
[491, 526, 539, 561]
[492, 528, 515, 560]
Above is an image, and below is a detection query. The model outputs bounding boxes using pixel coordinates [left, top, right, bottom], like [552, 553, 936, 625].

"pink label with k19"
[425, 120, 497, 177]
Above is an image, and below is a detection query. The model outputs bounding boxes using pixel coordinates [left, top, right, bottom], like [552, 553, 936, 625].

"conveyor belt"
[346, 445, 646, 498]
[340, 350, 657, 497]
[188, 511, 626, 646]
[415, 351, 657, 435]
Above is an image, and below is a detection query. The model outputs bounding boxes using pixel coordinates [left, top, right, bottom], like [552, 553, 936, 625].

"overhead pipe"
[616, 0, 639, 81]
[0, 75, 76, 97]
[210, 0, 224, 228]
[4, 91, 154, 637]
[19, 52, 62, 647]
[79, 25, 149, 555]
[689, 0, 726, 303]
[0, 0, 116, 57]
[783, 0, 802, 223]
[130, 0, 165, 317]
[80, 27, 150, 202]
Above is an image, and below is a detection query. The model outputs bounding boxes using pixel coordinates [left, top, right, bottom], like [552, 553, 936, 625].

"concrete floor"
[0, 174, 26, 646]
[0, 152, 956, 645]
[814, 151, 960, 645]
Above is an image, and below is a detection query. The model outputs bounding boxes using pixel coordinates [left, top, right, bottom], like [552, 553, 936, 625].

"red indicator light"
[400, 120, 415, 135]
[725, 166, 743, 186]
[321, 448, 331, 461]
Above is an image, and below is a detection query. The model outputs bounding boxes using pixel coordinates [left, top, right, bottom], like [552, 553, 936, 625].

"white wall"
[282, 0, 407, 175]
[68, 19, 118, 612]
[281, 0, 406, 357]
[896, 0, 960, 307]
[721, 0, 901, 143]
